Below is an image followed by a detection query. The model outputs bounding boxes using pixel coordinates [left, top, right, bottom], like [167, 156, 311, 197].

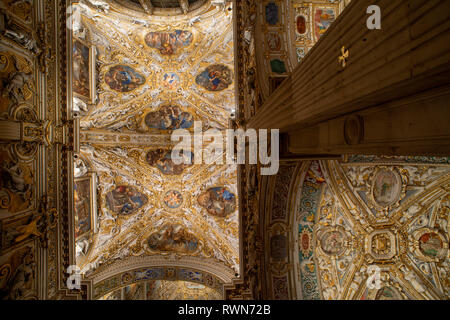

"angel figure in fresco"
[146, 149, 193, 175]
[163, 73, 179, 90]
[148, 225, 198, 253]
[106, 186, 146, 215]
[195, 64, 233, 92]
[145, 106, 193, 130]
[105, 66, 145, 93]
[197, 187, 236, 217]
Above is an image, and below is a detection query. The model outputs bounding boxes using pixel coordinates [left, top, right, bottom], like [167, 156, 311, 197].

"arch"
[87, 255, 236, 299]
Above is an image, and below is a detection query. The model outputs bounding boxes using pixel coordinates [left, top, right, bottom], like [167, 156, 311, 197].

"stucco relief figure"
[197, 187, 236, 218]
[105, 186, 148, 215]
[145, 105, 193, 131]
[146, 149, 193, 175]
[0, 153, 33, 213]
[319, 229, 346, 256]
[145, 30, 193, 55]
[2, 56, 34, 104]
[104, 65, 145, 93]
[147, 224, 199, 253]
[0, 246, 35, 300]
[195, 64, 233, 92]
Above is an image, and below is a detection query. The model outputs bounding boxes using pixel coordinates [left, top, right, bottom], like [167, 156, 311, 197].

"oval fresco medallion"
[147, 224, 199, 253]
[105, 186, 148, 215]
[372, 169, 402, 208]
[163, 190, 183, 209]
[319, 228, 346, 256]
[197, 187, 236, 218]
[195, 64, 233, 92]
[105, 65, 146, 93]
[296, 15, 307, 34]
[375, 286, 403, 300]
[145, 105, 194, 130]
[145, 30, 193, 55]
[419, 232, 445, 259]
[145, 149, 193, 175]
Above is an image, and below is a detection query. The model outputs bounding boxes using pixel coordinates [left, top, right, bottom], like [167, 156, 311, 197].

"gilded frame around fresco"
[72, 38, 96, 105]
[74, 172, 98, 240]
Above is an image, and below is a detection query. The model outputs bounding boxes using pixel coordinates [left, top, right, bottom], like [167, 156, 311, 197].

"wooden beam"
[247, 0, 450, 132]
[286, 84, 450, 156]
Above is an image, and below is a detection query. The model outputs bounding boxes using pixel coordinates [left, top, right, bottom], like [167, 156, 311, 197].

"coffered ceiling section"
[72, 1, 239, 277]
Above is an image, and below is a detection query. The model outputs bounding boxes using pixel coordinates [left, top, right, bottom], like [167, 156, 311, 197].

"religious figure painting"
[73, 39, 95, 103]
[104, 65, 146, 93]
[0, 151, 33, 213]
[145, 30, 193, 55]
[147, 224, 199, 254]
[265, 2, 279, 25]
[314, 7, 336, 41]
[267, 32, 281, 51]
[195, 64, 233, 92]
[105, 186, 148, 215]
[145, 149, 194, 175]
[419, 232, 445, 259]
[74, 177, 92, 239]
[145, 105, 194, 131]
[197, 187, 236, 217]
[372, 169, 402, 207]
[375, 286, 404, 300]
[296, 15, 307, 35]
[319, 229, 345, 256]
[162, 72, 180, 90]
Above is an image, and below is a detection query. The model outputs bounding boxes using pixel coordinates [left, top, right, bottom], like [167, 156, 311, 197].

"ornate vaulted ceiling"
[263, 157, 449, 300]
[71, 0, 239, 285]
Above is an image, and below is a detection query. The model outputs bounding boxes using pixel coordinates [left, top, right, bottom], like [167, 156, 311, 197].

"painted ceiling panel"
[72, 1, 239, 279]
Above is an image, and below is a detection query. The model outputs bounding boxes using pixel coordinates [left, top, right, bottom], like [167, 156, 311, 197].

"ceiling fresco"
[71, 0, 239, 281]
[99, 280, 222, 300]
[265, 157, 450, 300]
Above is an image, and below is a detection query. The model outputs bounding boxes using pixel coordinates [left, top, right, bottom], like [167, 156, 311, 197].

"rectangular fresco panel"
[74, 175, 95, 239]
[72, 39, 96, 103]
[313, 6, 337, 41]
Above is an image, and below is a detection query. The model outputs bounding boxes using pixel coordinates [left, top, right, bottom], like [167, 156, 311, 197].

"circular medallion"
[419, 232, 445, 259]
[372, 169, 402, 208]
[163, 190, 183, 209]
[319, 228, 346, 256]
